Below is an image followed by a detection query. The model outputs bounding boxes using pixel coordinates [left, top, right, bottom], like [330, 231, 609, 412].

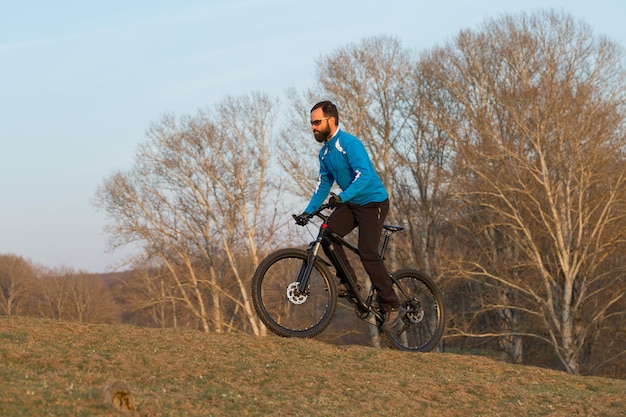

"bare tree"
[66, 272, 121, 323]
[111, 267, 178, 328]
[0, 254, 36, 316]
[95, 93, 280, 335]
[35, 270, 69, 320]
[426, 10, 626, 374]
[34, 268, 121, 323]
[389, 58, 458, 279]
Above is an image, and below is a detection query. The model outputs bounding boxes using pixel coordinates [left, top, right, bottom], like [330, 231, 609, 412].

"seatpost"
[379, 229, 392, 260]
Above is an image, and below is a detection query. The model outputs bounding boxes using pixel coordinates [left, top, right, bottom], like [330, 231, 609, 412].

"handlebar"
[292, 203, 333, 225]
[293, 192, 342, 225]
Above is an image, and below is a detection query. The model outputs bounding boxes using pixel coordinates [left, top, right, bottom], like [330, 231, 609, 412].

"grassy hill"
[0, 316, 624, 416]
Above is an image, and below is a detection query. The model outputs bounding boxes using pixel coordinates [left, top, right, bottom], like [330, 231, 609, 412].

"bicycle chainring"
[355, 304, 370, 319]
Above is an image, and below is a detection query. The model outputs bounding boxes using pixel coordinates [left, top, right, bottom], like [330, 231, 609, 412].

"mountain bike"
[251, 202, 445, 352]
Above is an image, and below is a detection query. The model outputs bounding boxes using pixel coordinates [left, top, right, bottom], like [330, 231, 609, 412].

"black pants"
[323, 199, 399, 310]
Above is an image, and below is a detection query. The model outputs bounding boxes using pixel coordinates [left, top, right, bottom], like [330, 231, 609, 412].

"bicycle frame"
[296, 207, 400, 321]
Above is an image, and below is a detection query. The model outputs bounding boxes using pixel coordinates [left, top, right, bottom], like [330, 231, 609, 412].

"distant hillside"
[0, 316, 624, 416]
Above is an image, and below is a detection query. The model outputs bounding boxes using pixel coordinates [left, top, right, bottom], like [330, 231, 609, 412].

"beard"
[313, 124, 331, 143]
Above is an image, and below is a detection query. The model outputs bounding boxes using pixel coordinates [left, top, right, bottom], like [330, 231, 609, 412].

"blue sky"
[2, 0, 625, 272]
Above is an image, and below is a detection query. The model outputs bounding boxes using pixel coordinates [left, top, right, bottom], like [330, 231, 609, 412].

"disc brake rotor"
[286, 282, 308, 304]
[405, 300, 425, 324]
[406, 308, 424, 324]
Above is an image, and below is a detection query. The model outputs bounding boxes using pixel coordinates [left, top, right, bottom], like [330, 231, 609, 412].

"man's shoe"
[382, 306, 404, 331]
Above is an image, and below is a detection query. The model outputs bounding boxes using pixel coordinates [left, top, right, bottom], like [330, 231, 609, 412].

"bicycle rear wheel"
[251, 248, 337, 338]
[381, 269, 445, 352]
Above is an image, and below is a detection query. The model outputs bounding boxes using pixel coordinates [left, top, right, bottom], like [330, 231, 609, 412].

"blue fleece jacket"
[304, 129, 388, 214]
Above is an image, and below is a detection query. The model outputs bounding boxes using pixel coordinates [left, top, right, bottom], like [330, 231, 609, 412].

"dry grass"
[0, 316, 624, 416]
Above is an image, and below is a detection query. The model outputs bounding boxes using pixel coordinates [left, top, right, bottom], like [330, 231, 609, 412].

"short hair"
[311, 100, 339, 125]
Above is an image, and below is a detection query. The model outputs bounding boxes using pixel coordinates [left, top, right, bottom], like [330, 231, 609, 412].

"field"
[0, 316, 624, 416]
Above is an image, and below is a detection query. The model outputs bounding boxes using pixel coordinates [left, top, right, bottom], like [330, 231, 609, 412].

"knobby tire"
[251, 248, 337, 338]
[381, 269, 445, 352]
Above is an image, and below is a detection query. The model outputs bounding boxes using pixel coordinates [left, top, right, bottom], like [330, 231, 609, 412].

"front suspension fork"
[296, 239, 322, 292]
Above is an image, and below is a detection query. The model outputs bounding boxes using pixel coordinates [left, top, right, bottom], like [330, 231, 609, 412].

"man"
[295, 100, 401, 331]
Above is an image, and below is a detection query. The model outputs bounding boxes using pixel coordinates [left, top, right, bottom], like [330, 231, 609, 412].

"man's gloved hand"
[328, 193, 342, 208]
[294, 212, 310, 226]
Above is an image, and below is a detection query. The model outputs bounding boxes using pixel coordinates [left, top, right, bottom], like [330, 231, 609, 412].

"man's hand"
[294, 212, 310, 226]
[328, 193, 342, 208]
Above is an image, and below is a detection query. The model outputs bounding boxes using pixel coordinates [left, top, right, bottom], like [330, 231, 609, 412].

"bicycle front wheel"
[251, 248, 337, 338]
[382, 269, 445, 352]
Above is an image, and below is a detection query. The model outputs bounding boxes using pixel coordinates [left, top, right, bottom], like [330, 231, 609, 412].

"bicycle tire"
[251, 248, 337, 338]
[381, 269, 445, 352]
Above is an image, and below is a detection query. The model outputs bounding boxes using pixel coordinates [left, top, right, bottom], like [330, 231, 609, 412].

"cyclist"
[295, 100, 402, 331]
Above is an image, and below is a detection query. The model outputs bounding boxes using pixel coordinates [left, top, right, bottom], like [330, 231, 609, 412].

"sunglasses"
[310, 117, 331, 126]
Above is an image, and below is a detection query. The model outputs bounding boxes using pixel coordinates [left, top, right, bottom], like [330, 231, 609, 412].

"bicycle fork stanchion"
[296, 238, 323, 293]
